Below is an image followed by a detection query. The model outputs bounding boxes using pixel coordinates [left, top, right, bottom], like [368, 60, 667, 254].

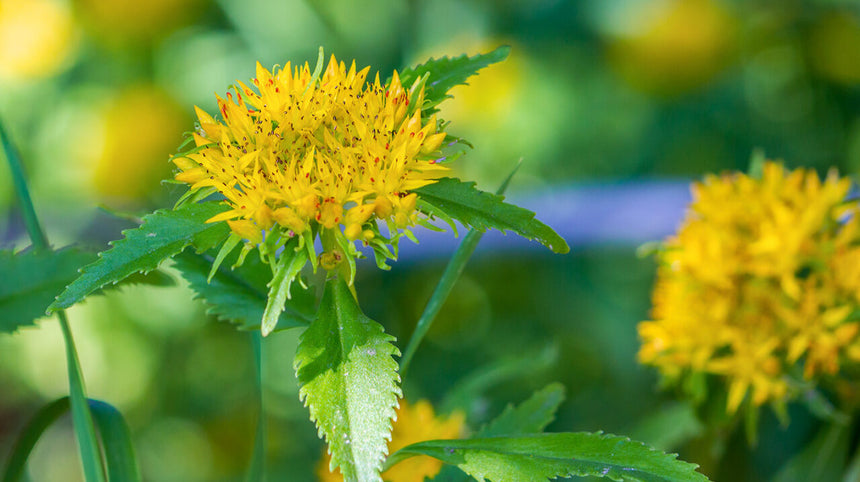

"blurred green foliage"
[1, 0, 859, 480]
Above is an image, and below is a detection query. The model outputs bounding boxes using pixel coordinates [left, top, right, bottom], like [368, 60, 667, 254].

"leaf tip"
[553, 238, 571, 254]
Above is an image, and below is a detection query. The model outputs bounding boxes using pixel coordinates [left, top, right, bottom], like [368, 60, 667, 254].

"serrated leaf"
[385, 433, 709, 482]
[415, 178, 569, 254]
[398, 46, 510, 114]
[1, 248, 93, 333]
[172, 250, 314, 332]
[436, 383, 567, 482]
[295, 276, 401, 482]
[0, 247, 174, 334]
[479, 383, 565, 437]
[50, 202, 230, 312]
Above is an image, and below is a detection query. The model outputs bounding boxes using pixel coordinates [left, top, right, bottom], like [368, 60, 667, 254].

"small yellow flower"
[317, 399, 465, 482]
[639, 162, 860, 413]
[172, 54, 449, 272]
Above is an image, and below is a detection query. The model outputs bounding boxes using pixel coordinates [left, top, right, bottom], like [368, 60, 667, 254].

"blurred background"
[1, 0, 859, 480]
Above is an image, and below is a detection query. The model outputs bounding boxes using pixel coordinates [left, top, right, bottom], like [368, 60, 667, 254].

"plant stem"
[59, 312, 106, 482]
[246, 333, 266, 482]
[0, 120, 47, 249]
[399, 229, 483, 376]
[400, 162, 521, 376]
[1, 117, 106, 482]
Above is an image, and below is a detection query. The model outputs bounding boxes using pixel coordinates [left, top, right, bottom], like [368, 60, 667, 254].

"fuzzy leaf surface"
[173, 250, 315, 332]
[416, 177, 569, 253]
[398, 46, 510, 113]
[385, 433, 709, 482]
[0, 247, 173, 334]
[295, 277, 401, 482]
[50, 202, 229, 311]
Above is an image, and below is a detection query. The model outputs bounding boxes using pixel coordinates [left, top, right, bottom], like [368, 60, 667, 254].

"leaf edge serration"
[294, 277, 402, 482]
[48, 202, 229, 313]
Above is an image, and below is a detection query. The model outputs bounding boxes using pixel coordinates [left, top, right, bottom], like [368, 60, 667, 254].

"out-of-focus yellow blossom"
[607, 0, 737, 95]
[73, 0, 204, 42]
[317, 399, 465, 482]
[172, 54, 448, 256]
[639, 162, 860, 414]
[808, 11, 860, 85]
[94, 85, 187, 201]
[0, 0, 78, 80]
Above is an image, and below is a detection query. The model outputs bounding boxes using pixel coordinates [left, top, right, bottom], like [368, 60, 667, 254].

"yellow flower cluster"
[639, 162, 860, 413]
[172, 55, 448, 247]
[317, 399, 465, 482]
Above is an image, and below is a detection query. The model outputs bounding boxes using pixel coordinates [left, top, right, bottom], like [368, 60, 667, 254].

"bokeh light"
[0, 0, 79, 80]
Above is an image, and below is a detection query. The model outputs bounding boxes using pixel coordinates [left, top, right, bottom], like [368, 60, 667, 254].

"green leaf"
[0, 248, 174, 334]
[441, 345, 558, 414]
[208, 233, 241, 282]
[398, 46, 510, 114]
[1, 248, 94, 334]
[385, 433, 709, 482]
[773, 422, 849, 482]
[479, 383, 565, 437]
[2, 397, 141, 482]
[50, 202, 230, 312]
[89, 400, 142, 482]
[3, 116, 106, 482]
[295, 276, 401, 482]
[627, 403, 704, 453]
[799, 387, 850, 425]
[401, 163, 522, 376]
[2, 397, 70, 482]
[261, 242, 309, 336]
[436, 383, 566, 482]
[415, 178, 569, 254]
[172, 250, 314, 332]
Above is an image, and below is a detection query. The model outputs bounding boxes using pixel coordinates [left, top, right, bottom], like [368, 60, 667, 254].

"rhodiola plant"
[2, 47, 707, 482]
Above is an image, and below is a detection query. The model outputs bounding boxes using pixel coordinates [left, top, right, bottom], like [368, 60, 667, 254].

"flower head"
[317, 399, 465, 482]
[639, 162, 860, 413]
[172, 53, 449, 274]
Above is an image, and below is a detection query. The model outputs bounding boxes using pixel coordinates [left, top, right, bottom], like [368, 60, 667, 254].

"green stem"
[399, 229, 483, 376]
[400, 162, 521, 376]
[59, 312, 106, 482]
[246, 333, 266, 482]
[0, 120, 47, 249]
[1, 117, 106, 482]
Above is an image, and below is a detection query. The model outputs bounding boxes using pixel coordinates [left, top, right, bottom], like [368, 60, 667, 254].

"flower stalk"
[1, 118, 106, 482]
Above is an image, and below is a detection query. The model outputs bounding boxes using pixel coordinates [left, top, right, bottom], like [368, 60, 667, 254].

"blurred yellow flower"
[317, 399, 465, 482]
[0, 0, 78, 80]
[172, 55, 448, 247]
[93, 85, 187, 201]
[73, 0, 204, 42]
[639, 162, 860, 413]
[607, 0, 737, 95]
